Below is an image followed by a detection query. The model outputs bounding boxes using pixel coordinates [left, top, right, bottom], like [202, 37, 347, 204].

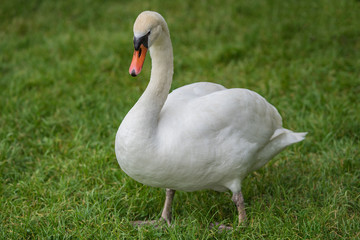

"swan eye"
[133, 31, 151, 50]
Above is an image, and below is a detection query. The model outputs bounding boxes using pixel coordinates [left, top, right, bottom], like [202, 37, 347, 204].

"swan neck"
[130, 33, 173, 134]
[147, 36, 173, 105]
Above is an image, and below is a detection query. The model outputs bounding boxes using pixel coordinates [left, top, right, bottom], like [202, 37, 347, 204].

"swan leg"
[232, 191, 247, 224]
[131, 188, 175, 228]
[160, 188, 176, 225]
[209, 191, 246, 231]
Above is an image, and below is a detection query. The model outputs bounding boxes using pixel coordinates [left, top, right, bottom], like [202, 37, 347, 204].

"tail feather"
[254, 129, 307, 170]
[270, 128, 307, 146]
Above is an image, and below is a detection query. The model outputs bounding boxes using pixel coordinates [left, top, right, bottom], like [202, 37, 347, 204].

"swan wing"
[160, 86, 282, 146]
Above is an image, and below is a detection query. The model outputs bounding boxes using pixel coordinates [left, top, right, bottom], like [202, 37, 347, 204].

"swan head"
[129, 11, 169, 77]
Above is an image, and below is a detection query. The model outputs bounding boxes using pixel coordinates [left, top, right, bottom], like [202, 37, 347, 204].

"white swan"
[115, 11, 306, 226]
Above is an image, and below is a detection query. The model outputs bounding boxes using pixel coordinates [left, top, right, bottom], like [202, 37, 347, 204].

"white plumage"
[115, 11, 306, 226]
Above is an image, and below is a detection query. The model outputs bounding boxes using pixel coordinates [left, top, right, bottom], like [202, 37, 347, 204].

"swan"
[115, 11, 306, 227]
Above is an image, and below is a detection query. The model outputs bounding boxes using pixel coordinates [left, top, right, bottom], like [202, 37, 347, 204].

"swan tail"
[254, 129, 307, 170]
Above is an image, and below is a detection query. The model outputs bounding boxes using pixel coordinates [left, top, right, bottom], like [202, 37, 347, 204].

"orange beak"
[129, 44, 148, 77]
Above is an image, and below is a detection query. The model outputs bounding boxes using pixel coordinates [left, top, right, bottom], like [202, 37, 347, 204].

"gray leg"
[160, 189, 176, 225]
[232, 191, 247, 224]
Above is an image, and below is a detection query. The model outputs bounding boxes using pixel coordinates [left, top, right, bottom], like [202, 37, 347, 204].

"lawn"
[1, 0, 359, 239]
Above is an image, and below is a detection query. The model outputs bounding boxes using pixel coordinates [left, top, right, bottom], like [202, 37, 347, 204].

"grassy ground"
[1, 0, 359, 239]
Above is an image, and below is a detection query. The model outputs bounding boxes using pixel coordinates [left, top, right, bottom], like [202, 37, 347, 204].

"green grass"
[1, 0, 359, 239]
